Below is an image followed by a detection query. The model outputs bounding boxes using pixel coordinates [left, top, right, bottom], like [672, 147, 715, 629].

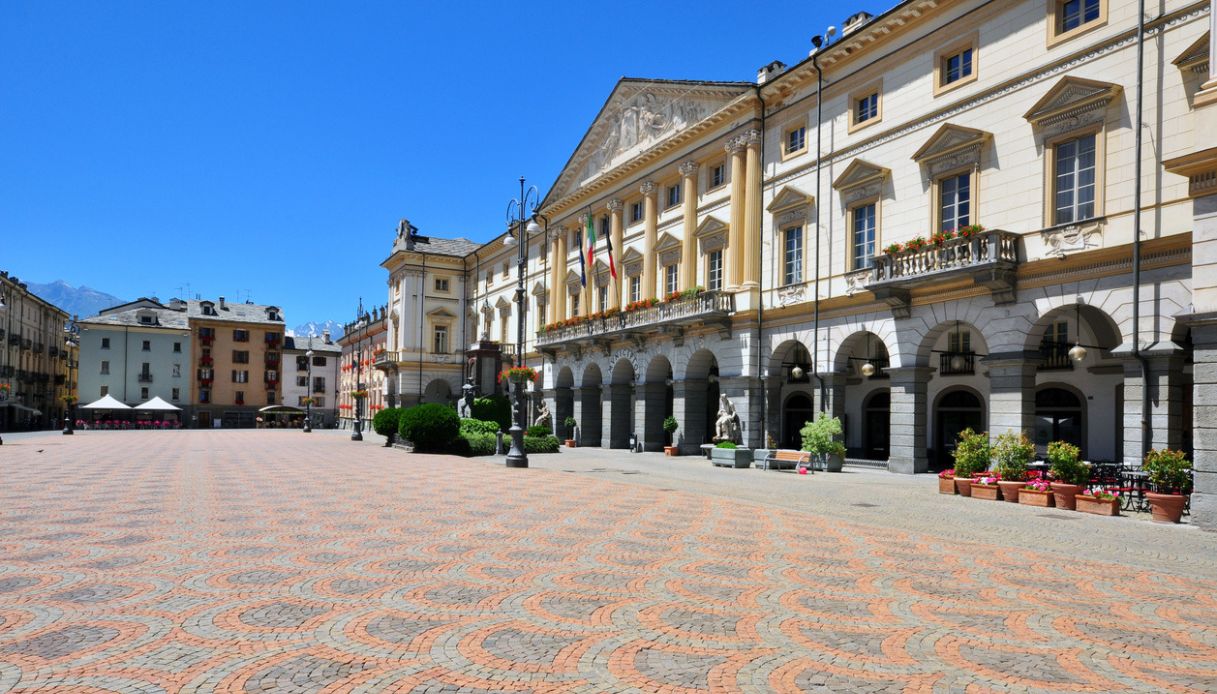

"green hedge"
[527, 424, 551, 437]
[398, 403, 460, 452]
[457, 432, 498, 457]
[471, 395, 512, 431]
[460, 418, 501, 436]
[372, 407, 405, 438]
[523, 435, 561, 454]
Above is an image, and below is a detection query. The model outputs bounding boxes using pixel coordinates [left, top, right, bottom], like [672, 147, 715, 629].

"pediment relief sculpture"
[1023, 76, 1122, 128]
[695, 216, 729, 254]
[911, 123, 992, 170]
[621, 247, 645, 277]
[766, 185, 814, 214]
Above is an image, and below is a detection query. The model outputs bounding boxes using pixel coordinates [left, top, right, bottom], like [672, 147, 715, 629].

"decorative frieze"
[1041, 220, 1104, 259]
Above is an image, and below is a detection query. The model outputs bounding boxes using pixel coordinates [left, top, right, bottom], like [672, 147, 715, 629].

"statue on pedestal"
[714, 394, 741, 444]
[458, 381, 476, 419]
[533, 400, 552, 431]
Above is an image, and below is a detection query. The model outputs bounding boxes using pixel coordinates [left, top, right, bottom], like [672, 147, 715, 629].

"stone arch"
[608, 358, 636, 449]
[680, 349, 720, 453]
[932, 385, 987, 470]
[579, 362, 604, 446]
[421, 378, 452, 405]
[833, 330, 892, 377]
[1024, 302, 1122, 356]
[642, 355, 674, 451]
[554, 366, 575, 439]
[768, 339, 815, 448]
[1034, 381, 1088, 458]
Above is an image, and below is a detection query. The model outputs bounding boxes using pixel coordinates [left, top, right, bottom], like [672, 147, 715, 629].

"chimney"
[219, 296, 226, 309]
[842, 11, 873, 36]
[323, 329, 331, 344]
[756, 60, 786, 85]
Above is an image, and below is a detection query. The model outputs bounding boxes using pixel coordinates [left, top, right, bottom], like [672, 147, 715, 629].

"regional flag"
[586, 213, 597, 271]
[606, 224, 618, 281]
[577, 224, 587, 287]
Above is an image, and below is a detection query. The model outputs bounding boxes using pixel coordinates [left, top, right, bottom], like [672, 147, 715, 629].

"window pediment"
[1173, 32, 1210, 75]
[593, 260, 611, 285]
[912, 123, 991, 178]
[427, 306, 456, 318]
[832, 159, 889, 191]
[695, 216, 729, 254]
[655, 232, 683, 267]
[766, 185, 813, 214]
[494, 295, 512, 311]
[1023, 76, 1122, 128]
[564, 270, 584, 295]
[621, 247, 644, 277]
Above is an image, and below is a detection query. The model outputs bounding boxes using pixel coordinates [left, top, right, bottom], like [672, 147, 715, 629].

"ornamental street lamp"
[303, 348, 314, 433]
[62, 318, 79, 435]
[501, 177, 542, 468]
[0, 288, 7, 445]
[351, 302, 364, 442]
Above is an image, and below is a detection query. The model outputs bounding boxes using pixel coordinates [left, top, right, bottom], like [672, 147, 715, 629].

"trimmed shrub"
[460, 418, 500, 436]
[993, 431, 1034, 482]
[527, 424, 551, 437]
[459, 432, 498, 457]
[715, 441, 737, 449]
[372, 407, 404, 438]
[472, 395, 512, 431]
[952, 428, 990, 478]
[399, 403, 460, 452]
[523, 435, 561, 454]
[563, 416, 578, 439]
[1047, 441, 1087, 485]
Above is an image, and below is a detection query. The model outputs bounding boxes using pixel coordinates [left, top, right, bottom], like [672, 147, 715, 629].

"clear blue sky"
[2, 0, 876, 326]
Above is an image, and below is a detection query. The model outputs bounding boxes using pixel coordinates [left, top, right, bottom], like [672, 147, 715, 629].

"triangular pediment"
[912, 123, 992, 162]
[655, 232, 682, 253]
[833, 159, 890, 190]
[695, 216, 728, 238]
[427, 306, 456, 318]
[544, 79, 753, 204]
[531, 281, 548, 297]
[493, 296, 511, 310]
[564, 269, 583, 286]
[1023, 76, 1122, 127]
[1173, 32, 1210, 72]
[767, 186, 814, 213]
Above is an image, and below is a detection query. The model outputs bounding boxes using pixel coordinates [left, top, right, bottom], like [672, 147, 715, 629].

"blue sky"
[1, 0, 876, 325]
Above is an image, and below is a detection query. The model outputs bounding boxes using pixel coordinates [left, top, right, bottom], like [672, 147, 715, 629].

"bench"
[761, 449, 811, 472]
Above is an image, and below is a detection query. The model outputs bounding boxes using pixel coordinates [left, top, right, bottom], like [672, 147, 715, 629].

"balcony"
[537, 290, 735, 349]
[372, 350, 398, 369]
[1038, 341, 1074, 371]
[138, 373, 154, 383]
[866, 229, 1020, 318]
[938, 352, 976, 376]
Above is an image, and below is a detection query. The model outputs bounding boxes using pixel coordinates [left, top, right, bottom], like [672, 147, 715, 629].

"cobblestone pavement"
[0, 431, 1215, 693]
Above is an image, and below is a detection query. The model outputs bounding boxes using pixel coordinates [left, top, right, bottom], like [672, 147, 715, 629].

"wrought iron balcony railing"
[537, 290, 735, 348]
[938, 351, 976, 376]
[866, 230, 1020, 317]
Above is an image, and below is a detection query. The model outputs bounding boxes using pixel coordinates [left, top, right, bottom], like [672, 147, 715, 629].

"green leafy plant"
[456, 432, 497, 457]
[523, 434, 561, 454]
[398, 403, 460, 452]
[715, 441, 738, 449]
[952, 428, 991, 478]
[992, 431, 1035, 482]
[799, 412, 846, 458]
[563, 415, 578, 439]
[662, 415, 679, 445]
[372, 407, 404, 439]
[459, 418, 500, 436]
[526, 424, 551, 437]
[1143, 448, 1192, 494]
[1047, 441, 1088, 485]
[471, 395, 511, 431]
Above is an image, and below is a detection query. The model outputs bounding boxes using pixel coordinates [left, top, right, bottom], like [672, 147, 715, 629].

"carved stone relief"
[1041, 222, 1103, 259]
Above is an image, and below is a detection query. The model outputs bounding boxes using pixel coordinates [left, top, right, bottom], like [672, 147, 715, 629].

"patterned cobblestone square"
[1, 430, 1216, 693]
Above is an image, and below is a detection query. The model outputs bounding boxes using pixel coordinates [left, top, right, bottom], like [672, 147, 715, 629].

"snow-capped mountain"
[26, 280, 126, 319]
[292, 320, 344, 339]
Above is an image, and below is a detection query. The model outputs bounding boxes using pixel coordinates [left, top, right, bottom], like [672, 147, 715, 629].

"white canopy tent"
[134, 396, 181, 411]
[80, 394, 132, 410]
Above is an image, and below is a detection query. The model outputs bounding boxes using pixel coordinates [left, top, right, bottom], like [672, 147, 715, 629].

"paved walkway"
[0, 430, 1215, 693]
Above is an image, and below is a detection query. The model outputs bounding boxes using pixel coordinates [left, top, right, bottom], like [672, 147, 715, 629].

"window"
[851, 203, 877, 270]
[297, 375, 308, 387]
[101, 338, 110, 350]
[172, 387, 180, 401]
[100, 360, 110, 375]
[142, 340, 151, 351]
[172, 363, 181, 378]
[943, 48, 973, 85]
[939, 173, 971, 231]
[850, 84, 882, 132]
[708, 250, 723, 291]
[1054, 133, 1097, 224]
[100, 385, 109, 397]
[140, 387, 149, 400]
[502, 262, 509, 279]
[312, 396, 325, 407]
[630, 201, 644, 224]
[199, 388, 210, 403]
[664, 265, 678, 295]
[571, 293, 580, 317]
[599, 216, 610, 239]
[856, 94, 878, 123]
[1059, 0, 1102, 33]
[629, 276, 641, 303]
[598, 286, 608, 312]
[784, 125, 807, 156]
[235, 390, 245, 405]
[948, 330, 972, 354]
[233, 350, 249, 364]
[666, 184, 681, 209]
[297, 356, 309, 371]
[313, 377, 324, 392]
[298, 395, 310, 406]
[139, 315, 154, 325]
[267, 391, 275, 405]
[233, 370, 249, 383]
[173, 342, 181, 353]
[433, 325, 449, 354]
[312, 356, 326, 366]
[783, 227, 804, 285]
[435, 278, 450, 292]
[233, 330, 249, 342]
[710, 162, 726, 188]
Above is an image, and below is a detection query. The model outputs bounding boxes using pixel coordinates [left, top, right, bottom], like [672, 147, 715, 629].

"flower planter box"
[1049, 482, 1084, 511]
[1146, 492, 1188, 524]
[822, 453, 844, 473]
[997, 480, 1023, 503]
[971, 484, 1001, 501]
[939, 477, 957, 494]
[710, 448, 752, 468]
[954, 478, 974, 497]
[1075, 495, 1120, 516]
[1018, 489, 1054, 507]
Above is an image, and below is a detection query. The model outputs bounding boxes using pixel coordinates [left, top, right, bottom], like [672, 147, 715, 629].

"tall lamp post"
[303, 348, 314, 433]
[502, 177, 541, 468]
[0, 288, 7, 445]
[351, 304, 364, 442]
[62, 319, 79, 435]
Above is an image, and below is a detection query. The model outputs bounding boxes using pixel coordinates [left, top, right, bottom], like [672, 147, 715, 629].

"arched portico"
[679, 349, 720, 454]
[769, 339, 816, 449]
[640, 355, 673, 452]
[834, 331, 894, 463]
[578, 363, 603, 446]
[421, 378, 451, 405]
[607, 359, 635, 449]
[555, 366, 575, 440]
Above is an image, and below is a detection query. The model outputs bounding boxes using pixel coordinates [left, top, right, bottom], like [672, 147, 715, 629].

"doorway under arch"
[782, 392, 813, 449]
[1035, 386, 1085, 457]
[935, 388, 985, 471]
[580, 363, 603, 447]
[862, 390, 890, 461]
[609, 359, 635, 449]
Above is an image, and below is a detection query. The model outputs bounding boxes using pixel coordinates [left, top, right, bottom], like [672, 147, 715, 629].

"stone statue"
[714, 394, 741, 444]
[458, 381, 476, 419]
[533, 400, 552, 431]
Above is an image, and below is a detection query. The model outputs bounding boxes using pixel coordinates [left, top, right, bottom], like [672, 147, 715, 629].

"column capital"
[639, 180, 657, 196]
[744, 129, 762, 146]
[724, 137, 747, 154]
[607, 198, 624, 213]
[547, 227, 563, 241]
[678, 160, 700, 177]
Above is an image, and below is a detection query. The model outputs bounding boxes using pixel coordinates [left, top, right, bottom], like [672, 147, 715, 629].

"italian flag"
[585, 212, 596, 271]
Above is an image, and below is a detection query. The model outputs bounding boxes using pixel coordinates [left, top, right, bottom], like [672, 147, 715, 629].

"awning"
[258, 405, 305, 414]
[133, 396, 181, 411]
[0, 403, 42, 416]
[80, 394, 132, 410]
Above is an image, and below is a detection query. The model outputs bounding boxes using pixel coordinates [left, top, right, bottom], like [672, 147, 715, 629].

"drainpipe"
[1132, 0, 1151, 459]
[418, 252, 426, 402]
[753, 85, 767, 447]
[811, 46, 827, 412]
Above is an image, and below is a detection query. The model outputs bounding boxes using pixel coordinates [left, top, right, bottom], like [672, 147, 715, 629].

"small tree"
[662, 416, 679, 446]
[992, 431, 1034, 482]
[563, 415, 578, 440]
[1144, 448, 1192, 494]
[1047, 441, 1088, 485]
[800, 412, 846, 460]
[952, 428, 990, 478]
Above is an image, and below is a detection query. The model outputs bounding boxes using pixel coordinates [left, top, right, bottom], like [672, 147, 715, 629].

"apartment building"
[0, 271, 74, 431]
[337, 307, 388, 429]
[77, 298, 192, 412]
[189, 297, 286, 428]
[283, 333, 341, 427]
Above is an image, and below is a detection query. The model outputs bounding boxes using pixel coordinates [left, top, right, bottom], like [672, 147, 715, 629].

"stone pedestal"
[719, 376, 763, 450]
[887, 367, 929, 474]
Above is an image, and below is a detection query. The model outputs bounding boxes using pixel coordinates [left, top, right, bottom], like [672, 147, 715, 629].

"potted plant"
[1019, 478, 1055, 507]
[499, 366, 538, 386]
[938, 469, 957, 494]
[799, 412, 845, 472]
[883, 242, 903, 256]
[710, 440, 752, 468]
[1047, 441, 1088, 511]
[563, 416, 578, 447]
[993, 432, 1034, 503]
[1143, 448, 1192, 523]
[972, 474, 1002, 500]
[951, 428, 990, 497]
[662, 416, 679, 456]
[1075, 489, 1120, 516]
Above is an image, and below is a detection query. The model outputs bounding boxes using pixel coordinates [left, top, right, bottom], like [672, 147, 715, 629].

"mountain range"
[25, 280, 126, 319]
[291, 320, 344, 339]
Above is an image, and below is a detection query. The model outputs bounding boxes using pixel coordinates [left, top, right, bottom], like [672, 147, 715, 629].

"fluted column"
[743, 129, 762, 289]
[607, 199, 624, 310]
[726, 138, 747, 289]
[679, 161, 699, 291]
[641, 181, 658, 300]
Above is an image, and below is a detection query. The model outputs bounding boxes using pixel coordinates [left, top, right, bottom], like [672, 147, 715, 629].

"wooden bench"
[761, 449, 811, 472]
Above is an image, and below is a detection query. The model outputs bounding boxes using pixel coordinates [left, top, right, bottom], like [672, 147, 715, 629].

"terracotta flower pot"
[1049, 482, 1084, 511]
[1019, 489, 1054, 507]
[1146, 492, 1187, 524]
[954, 478, 974, 497]
[1075, 495, 1119, 516]
[997, 480, 1023, 503]
[972, 484, 1001, 501]
[664, 446, 679, 457]
[939, 477, 957, 494]
[564, 439, 577, 448]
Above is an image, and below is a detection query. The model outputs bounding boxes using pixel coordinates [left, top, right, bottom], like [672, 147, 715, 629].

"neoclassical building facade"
[375, 0, 1216, 523]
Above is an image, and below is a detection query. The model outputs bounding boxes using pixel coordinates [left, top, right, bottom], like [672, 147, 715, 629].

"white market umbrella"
[134, 396, 181, 411]
[80, 394, 132, 410]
